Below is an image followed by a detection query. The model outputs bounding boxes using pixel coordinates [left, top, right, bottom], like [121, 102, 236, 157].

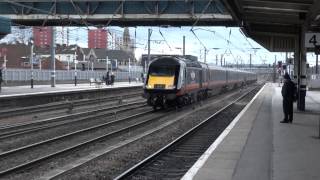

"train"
[143, 56, 257, 109]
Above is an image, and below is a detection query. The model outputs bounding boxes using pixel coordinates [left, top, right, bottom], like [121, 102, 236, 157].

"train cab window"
[149, 66, 177, 76]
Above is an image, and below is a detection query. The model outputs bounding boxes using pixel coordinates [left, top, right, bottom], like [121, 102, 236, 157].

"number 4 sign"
[305, 33, 320, 48]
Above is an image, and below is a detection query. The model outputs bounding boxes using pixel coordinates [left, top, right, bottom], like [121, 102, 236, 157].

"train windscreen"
[149, 66, 176, 76]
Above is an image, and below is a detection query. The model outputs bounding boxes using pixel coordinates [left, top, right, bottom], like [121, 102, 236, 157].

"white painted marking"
[0, 84, 142, 98]
[181, 84, 267, 180]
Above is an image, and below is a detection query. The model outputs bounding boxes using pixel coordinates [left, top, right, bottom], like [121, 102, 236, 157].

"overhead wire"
[2, 1, 263, 62]
[158, 27, 172, 51]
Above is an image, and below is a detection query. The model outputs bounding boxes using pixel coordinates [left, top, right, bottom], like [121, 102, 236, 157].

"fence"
[2, 69, 143, 82]
[309, 74, 320, 89]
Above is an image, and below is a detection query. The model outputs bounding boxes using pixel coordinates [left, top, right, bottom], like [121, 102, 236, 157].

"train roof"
[207, 65, 255, 74]
[151, 56, 256, 74]
[152, 56, 202, 68]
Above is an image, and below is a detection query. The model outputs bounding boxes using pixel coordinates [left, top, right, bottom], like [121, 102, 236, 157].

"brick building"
[33, 27, 52, 47]
[88, 28, 107, 49]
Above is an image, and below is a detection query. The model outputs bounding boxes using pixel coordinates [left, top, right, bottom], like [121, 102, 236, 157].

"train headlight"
[166, 85, 176, 89]
[146, 84, 152, 89]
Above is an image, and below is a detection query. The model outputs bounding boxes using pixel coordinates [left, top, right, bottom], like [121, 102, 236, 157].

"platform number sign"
[305, 33, 320, 48]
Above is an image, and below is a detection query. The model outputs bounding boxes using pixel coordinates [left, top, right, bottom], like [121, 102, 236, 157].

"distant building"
[33, 27, 52, 47]
[122, 27, 133, 52]
[0, 42, 137, 71]
[0, 43, 30, 68]
[88, 28, 107, 49]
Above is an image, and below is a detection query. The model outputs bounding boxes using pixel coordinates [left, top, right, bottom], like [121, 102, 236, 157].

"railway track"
[43, 85, 261, 180]
[0, 84, 261, 180]
[0, 91, 142, 119]
[114, 85, 262, 180]
[0, 101, 146, 140]
[0, 108, 163, 178]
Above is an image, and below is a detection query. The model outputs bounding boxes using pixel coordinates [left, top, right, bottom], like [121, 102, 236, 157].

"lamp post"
[30, 39, 34, 88]
[210, 48, 220, 65]
[249, 48, 260, 69]
[67, 55, 70, 71]
[50, 27, 56, 87]
[3, 53, 7, 84]
[147, 28, 152, 73]
[91, 62, 93, 71]
[204, 48, 207, 63]
[203, 48, 220, 64]
[128, 58, 131, 83]
[39, 58, 42, 70]
[106, 56, 109, 72]
[183, 36, 185, 56]
[74, 51, 78, 86]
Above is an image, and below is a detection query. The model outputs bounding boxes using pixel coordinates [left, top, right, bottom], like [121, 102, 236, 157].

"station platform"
[0, 82, 143, 98]
[183, 83, 320, 180]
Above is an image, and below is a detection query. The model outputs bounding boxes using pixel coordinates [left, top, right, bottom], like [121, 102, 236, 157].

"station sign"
[305, 33, 320, 48]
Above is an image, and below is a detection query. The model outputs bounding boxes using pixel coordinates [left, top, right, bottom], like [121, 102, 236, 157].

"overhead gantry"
[0, 16, 11, 39]
[0, 0, 234, 26]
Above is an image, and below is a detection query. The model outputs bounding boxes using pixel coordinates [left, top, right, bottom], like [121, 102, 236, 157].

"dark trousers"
[283, 99, 293, 122]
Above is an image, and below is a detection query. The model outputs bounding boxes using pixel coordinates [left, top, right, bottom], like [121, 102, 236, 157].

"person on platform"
[105, 71, 110, 85]
[281, 73, 296, 123]
[110, 72, 115, 85]
[141, 72, 144, 82]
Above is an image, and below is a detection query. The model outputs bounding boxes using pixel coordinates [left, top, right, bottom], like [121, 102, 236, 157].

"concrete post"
[50, 27, 56, 87]
[183, 36, 185, 56]
[249, 53, 252, 69]
[204, 48, 207, 63]
[67, 55, 70, 71]
[30, 42, 34, 88]
[297, 26, 307, 111]
[316, 55, 318, 74]
[129, 58, 131, 83]
[216, 54, 218, 65]
[74, 51, 77, 86]
[147, 28, 151, 73]
[3, 55, 7, 84]
[106, 56, 109, 71]
[273, 56, 277, 83]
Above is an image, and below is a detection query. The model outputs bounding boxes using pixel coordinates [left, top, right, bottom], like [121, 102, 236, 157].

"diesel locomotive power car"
[143, 56, 257, 109]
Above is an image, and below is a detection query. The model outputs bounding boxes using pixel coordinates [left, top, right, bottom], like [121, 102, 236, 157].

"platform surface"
[0, 82, 143, 98]
[183, 83, 320, 180]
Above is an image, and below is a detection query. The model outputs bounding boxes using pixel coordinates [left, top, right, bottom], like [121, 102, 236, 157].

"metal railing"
[1, 69, 142, 82]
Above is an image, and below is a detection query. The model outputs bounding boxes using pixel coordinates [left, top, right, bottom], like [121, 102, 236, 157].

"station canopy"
[222, 0, 320, 52]
[1, 0, 320, 52]
[0, 16, 11, 39]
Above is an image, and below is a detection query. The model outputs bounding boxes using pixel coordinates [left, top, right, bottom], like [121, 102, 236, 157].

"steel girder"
[0, 0, 234, 26]
[0, 16, 11, 39]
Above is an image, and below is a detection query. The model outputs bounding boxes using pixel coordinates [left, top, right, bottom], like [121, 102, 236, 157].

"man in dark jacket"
[105, 71, 110, 85]
[110, 72, 115, 85]
[281, 73, 296, 123]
